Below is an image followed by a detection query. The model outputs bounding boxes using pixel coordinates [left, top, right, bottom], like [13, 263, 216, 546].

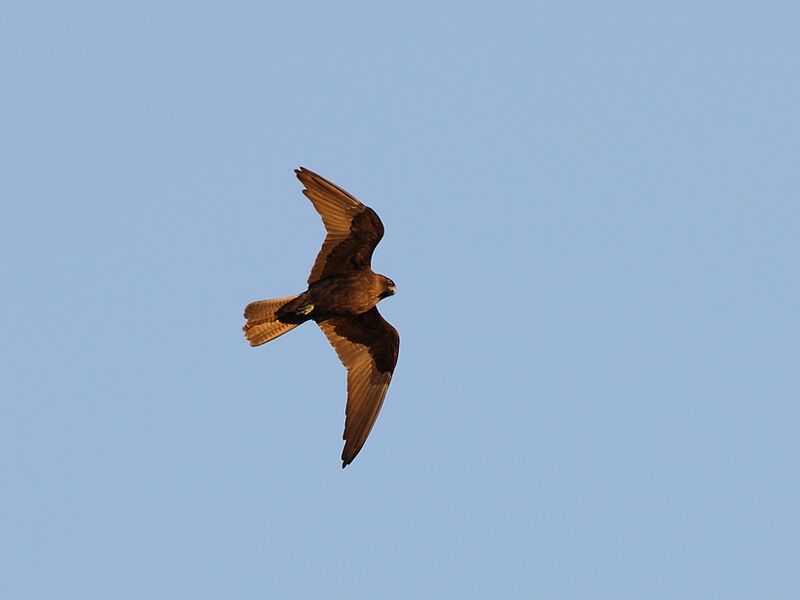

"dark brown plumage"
[243, 167, 399, 468]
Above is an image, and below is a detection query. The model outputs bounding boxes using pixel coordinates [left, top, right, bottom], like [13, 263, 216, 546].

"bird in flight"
[243, 168, 399, 468]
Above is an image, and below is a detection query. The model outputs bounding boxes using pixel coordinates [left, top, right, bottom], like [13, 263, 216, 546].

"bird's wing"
[317, 308, 400, 467]
[295, 167, 385, 285]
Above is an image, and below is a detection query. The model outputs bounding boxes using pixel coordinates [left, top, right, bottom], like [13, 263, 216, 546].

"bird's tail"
[243, 294, 304, 347]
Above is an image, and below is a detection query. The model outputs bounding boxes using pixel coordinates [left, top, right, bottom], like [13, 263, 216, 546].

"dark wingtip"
[295, 167, 317, 187]
[341, 449, 354, 469]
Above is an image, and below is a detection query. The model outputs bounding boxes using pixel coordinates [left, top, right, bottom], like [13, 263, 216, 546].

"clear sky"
[2, 2, 798, 598]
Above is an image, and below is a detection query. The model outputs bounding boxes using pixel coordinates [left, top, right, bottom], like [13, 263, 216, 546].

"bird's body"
[279, 269, 395, 322]
[243, 168, 399, 467]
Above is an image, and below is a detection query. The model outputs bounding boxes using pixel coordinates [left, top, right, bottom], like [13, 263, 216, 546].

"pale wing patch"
[304, 192, 361, 235]
[297, 168, 364, 238]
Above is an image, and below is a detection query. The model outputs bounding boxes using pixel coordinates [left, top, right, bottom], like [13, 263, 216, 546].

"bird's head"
[380, 276, 397, 299]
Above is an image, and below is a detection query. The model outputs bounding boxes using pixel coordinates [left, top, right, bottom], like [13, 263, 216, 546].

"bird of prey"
[243, 168, 399, 468]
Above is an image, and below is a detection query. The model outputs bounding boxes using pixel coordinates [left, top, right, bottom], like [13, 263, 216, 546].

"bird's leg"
[276, 293, 315, 322]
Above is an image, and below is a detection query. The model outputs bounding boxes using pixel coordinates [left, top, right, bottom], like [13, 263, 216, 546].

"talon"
[298, 304, 314, 315]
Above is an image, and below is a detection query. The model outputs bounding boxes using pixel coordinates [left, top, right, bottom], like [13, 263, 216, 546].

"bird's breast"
[309, 271, 383, 316]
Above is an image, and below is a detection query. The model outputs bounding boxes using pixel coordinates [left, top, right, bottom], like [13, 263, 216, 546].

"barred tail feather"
[243, 294, 302, 347]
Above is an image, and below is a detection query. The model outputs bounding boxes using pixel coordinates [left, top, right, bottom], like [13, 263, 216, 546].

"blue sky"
[2, 2, 798, 598]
